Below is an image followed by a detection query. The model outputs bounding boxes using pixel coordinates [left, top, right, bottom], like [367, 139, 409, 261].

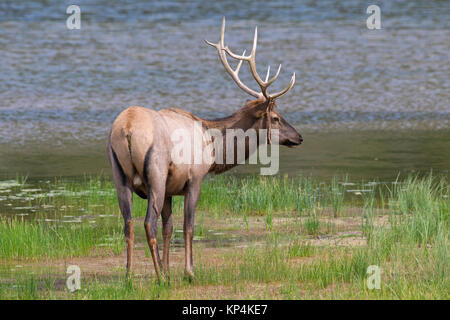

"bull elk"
[107, 17, 302, 281]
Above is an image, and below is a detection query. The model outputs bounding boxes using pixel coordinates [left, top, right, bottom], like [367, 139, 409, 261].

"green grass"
[0, 173, 448, 299]
[0, 217, 123, 259]
[330, 176, 346, 217]
[0, 173, 389, 219]
[199, 175, 328, 216]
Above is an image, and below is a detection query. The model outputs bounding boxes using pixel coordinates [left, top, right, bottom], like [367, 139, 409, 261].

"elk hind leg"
[144, 187, 166, 281]
[108, 145, 134, 276]
[143, 153, 168, 281]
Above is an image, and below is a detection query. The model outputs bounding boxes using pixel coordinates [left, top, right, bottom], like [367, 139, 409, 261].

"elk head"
[206, 17, 303, 147]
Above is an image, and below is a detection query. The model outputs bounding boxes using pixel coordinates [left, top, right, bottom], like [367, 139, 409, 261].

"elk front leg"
[161, 196, 173, 278]
[183, 179, 202, 280]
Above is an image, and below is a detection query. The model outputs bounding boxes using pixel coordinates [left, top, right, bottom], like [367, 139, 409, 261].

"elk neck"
[202, 100, 268, 174]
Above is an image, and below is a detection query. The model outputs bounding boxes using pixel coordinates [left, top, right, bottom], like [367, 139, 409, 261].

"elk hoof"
[184, 270, 195, 282]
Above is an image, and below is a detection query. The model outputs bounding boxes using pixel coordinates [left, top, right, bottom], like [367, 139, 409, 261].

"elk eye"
[273, 117, 280, 122]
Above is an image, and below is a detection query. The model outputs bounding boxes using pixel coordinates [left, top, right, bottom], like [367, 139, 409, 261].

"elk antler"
[205, 17, 295, 100]
[205, 17, 262, 98]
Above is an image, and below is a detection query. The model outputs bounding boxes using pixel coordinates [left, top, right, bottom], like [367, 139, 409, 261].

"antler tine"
[265, 66, 270, 82]
[235, 50, 245, 74]
[205, 17, 262, 98]
[266, 64, 282, 86]
[223, 26, 267, 91]
[268, 72, 296, 99]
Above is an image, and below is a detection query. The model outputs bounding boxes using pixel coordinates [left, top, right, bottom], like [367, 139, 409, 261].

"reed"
[0, 217, 123, 259]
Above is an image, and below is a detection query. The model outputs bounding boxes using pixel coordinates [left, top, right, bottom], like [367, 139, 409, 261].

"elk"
[107, 17, 302, 281]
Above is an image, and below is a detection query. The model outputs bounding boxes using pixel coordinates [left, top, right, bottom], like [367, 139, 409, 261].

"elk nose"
[299, 135, 303, 144]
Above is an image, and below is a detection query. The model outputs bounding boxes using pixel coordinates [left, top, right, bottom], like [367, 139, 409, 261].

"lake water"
[0, 0, 449, 181]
